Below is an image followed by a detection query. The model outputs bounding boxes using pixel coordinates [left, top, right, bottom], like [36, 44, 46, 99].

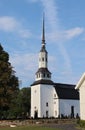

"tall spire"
[42, 13, 45, 46]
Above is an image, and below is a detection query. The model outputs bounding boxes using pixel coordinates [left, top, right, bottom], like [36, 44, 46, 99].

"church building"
[31, 17, 80, 118]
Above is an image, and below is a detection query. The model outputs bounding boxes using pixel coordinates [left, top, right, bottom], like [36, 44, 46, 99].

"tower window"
[54, 101, 56, 104]
[42, 57, 44, 61]
[47, 74, 51, 78]
[43, 73, 45, 77]
[36, 74, 38, 78]
[34, 90, 37, 93]
[47, 74, 49, 77]
[55, 111, 57, 116]
[46, 102, 48, 107]
[39, 73, 40, 77]
[47, 74, 50, 78]
[34, 106, 36, 109]
[54, 94, 56, 97]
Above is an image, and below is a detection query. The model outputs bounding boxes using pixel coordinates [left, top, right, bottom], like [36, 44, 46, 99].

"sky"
[0, 0, 85, 88]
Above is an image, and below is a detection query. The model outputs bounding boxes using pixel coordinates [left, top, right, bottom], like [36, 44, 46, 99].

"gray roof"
[36, 68, 51, 74]
[31, 79, 54, 86]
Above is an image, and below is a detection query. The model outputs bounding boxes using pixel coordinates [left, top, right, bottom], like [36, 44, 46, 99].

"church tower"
[35, 16, 51, 81]
[31, 16, 54, 118]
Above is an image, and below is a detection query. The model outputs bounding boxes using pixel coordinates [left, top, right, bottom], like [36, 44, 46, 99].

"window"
[47, 74, 49, 78]
[39, 73, 40, 77]
[55, 111, 57, 116]
[34, 90, 37, 93]
[54, 94, 56, 97]
[46, 102, 48, 107]
[54, 101, 56, 104]
[34, 106, 36, 109]
[43, 73, 45, 77]
[36, 74, 38, 78]
[47, 74, 51, 78]
[42, 57, 44, 61]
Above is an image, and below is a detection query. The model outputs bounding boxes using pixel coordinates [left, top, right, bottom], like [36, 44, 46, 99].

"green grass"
[0, 125, 60, 130]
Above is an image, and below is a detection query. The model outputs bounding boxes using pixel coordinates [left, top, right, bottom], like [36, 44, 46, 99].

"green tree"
[16, 87, 31, 118]
[0, 44, 19, 119]
[8, 87, 31, 119]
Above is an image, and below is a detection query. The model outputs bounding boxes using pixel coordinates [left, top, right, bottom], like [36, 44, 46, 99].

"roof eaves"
[75, 72, 85, 90]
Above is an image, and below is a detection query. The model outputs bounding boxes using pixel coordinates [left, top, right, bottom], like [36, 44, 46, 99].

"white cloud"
[10, 53, 38, 71]
[47, 27, 84, 42]
[18, 29, 32, 38]
[0, 16, 32, 39]
[10, 52, 38, 87]
[65, 27, 84, 39]
[0, 16, 20, 32]
[41, 0, 59, 31]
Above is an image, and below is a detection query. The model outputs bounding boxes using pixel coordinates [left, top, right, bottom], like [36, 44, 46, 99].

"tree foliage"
[0, 44, 19, 118]
[0, 44, 31, 119]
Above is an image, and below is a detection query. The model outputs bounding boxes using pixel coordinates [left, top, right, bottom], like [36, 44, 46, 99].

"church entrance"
[34, 110, 38, 119]
[46, 111, 49, 118]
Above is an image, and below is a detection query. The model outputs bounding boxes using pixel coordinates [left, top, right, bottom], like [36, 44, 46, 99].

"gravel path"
[43, 123, 82, 130]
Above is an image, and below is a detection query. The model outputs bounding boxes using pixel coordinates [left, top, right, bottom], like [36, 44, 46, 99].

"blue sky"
[0, 0, 85, 88]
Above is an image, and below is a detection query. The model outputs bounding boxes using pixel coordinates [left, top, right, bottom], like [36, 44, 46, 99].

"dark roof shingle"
[36, 68, 51, 74]
[31, 79, 54, 86]
[54, 83, 79, 100]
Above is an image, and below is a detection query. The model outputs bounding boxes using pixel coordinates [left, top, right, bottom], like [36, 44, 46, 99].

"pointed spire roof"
[40, 13, 47, 52]
[42, 13, 45, 44]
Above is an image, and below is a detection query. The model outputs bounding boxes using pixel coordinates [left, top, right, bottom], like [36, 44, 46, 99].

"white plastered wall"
[59, 99, 80, 117]
[31, 85, 41, 118]
[79, 80, 85, 120]
[40, 84, 54, 118]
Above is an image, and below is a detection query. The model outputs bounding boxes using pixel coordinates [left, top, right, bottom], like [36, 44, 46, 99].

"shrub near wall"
[78, 120, 85, 128]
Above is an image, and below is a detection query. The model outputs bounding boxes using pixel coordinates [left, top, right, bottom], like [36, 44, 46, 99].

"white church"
[31, 17, 80, 118]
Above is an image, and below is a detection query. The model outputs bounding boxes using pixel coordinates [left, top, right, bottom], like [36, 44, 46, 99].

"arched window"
[36, 74, 38, 78]
[39, 73, 40, 77]
[42, 57, 44, 61]
[47, 74, 49, 78]
[43, 73, 45, 77]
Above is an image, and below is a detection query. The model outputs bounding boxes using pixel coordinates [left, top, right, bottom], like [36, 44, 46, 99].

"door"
[71, 106, 74, 118]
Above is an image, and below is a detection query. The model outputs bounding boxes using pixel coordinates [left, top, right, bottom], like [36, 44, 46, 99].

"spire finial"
[42, 13, 45, 45]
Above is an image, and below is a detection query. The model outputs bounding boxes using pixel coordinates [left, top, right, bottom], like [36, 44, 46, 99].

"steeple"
[41, 14, 46, 51]
[35, 15, 52, 81]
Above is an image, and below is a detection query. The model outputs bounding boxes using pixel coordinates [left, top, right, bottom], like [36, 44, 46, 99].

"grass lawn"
[0, 125, 61, 130]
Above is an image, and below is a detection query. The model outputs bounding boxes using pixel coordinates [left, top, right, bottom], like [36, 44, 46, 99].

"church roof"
[36, 68, 51, 74]
[31, 80, 79, 100]
[54, 83, 79, 100]
[31, 79, 54, 86]
[40, 46, 47, 52]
